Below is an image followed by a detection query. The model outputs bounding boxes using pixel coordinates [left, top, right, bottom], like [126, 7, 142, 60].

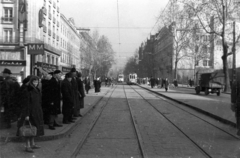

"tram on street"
[118, 74, 124, 82]
[127, 73, 137, 85]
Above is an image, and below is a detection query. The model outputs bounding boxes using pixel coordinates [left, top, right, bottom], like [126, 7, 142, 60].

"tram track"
[70, 85, 118, 158]
[128, 84, 240, 157]
[127, 85, 214, 158]
[122, 85, 148, 158]
[134, 85, 239, 140]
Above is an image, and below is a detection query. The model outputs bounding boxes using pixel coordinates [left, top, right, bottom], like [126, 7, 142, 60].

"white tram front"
[128, 73, 137, 85]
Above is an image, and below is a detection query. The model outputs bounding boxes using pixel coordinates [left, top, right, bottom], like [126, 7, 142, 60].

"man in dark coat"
[165, 78, 169, 92]
[70, 68, 80, 117]
[84, 76, 91, 94]
[150, 77, 155, 88]
[231, 73, 240, 137]
[48, 70, 62, 130]
[76, 72, 85, 116]
[41, 73, 52, 125]
[61, 73, 74, 124]
[0, 68, 20, 129]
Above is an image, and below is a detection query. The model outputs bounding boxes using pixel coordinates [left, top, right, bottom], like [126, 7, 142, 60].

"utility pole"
[232, 21, 236, 87]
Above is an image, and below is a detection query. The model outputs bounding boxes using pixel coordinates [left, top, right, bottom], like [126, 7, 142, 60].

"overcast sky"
[60, 0, 169, 68]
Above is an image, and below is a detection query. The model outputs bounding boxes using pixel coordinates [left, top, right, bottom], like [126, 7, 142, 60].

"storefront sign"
[28, 44, 44, 55]
[62, 67, 72, 72]
[0, 60, 26, 66]
[36, 62, 58, 70]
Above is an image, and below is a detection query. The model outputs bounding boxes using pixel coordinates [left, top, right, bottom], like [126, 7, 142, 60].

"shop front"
[34, 62, 59, 77]
[0, 60, 26, 84]
[60, 66, 73, 79]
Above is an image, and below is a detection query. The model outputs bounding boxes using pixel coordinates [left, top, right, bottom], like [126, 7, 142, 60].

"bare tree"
[158, 1, 196, 79]
[181, 0, 240, 91]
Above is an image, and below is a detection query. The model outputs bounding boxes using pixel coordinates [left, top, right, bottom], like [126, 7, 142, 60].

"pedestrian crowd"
[0, 67, 103, 152]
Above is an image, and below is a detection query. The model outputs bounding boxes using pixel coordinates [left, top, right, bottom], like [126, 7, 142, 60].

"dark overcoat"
[17, 84, 44, 136]
[231, 77, 240, 128]
[41, 79, 51, 123]
[84, 78, 91, 92]
[61, 79, 74, 115]
[48, 77, 61, 115]
[77, 78, 85, 109]
[71, 78, 80, 111]
[1, 76, 20, 122]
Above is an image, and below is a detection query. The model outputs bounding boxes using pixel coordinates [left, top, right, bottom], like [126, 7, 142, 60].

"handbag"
[19, 120, 37, 137]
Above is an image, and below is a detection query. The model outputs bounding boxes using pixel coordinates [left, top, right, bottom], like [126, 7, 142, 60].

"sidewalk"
[0, 87, 111, 143]
[138, 84, 236, 127]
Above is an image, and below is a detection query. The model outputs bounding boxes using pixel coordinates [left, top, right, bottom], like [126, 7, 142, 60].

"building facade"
[59, 14, 81, 74]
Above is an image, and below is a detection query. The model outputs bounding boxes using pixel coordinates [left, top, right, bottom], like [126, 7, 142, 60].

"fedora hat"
[2, 68, 12, 74]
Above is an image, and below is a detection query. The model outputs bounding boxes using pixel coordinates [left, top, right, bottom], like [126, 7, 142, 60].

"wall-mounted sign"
[36, 62, 58, 70]
[0, 60, 26, 66]
[28, 44, 44, 55]
[62, 67, 72, 72]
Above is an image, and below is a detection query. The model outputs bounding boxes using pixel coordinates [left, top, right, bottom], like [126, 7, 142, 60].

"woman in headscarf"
[17, 76, 44, 153]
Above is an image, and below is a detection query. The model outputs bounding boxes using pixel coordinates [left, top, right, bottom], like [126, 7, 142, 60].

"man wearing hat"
[70, 68, 81, 118]
[61, 72, 74, 124]
[47, 70, 63, 129]
[0, 68, 20, 129]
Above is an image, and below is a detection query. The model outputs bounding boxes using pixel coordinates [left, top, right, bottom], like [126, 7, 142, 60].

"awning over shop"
[35, 62, 59, 75]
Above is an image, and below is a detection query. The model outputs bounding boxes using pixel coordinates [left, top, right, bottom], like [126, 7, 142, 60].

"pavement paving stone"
[133, 86, 240, 158]
[78, 85, 142, 158]
[124, 86, 206, 158]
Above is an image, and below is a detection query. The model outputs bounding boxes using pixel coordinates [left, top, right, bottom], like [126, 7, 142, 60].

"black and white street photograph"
[0, 0, 240, 157]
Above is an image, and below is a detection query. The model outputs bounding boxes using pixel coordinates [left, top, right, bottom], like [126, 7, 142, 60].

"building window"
[3, 8, 13, 23]
[3, 29, 13, 43]
[203, 60, 209, 66]
[52, 56, 54, 65]
[47, 55, 51, 64]
[56, 58, 58, 65]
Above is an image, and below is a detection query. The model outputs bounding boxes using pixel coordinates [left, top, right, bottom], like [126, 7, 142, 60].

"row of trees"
[80, 30, 115, 79]
[124, 0, 240, 92]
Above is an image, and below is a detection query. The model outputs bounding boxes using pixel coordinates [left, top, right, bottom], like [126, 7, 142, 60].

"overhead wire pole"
[116, 0, 121, 73]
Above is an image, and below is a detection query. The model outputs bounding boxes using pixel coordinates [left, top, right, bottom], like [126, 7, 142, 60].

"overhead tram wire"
[116, 0, 121, 71]
[149, 0, 170, 35]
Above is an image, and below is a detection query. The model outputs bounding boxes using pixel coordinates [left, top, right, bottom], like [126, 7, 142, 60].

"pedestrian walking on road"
[48, 70, 63, 130]
[84, 76, 91, 94]
[61, 73, 74, 124]
[165, 78, 169, 92]
[17, 76, 44, 153]
[150, 76, 155, 88]
[231, 75, 240, 137]
[76, 72, 85, 117]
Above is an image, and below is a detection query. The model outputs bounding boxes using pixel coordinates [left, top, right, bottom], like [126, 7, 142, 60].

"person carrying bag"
[17, 76, 44, 153]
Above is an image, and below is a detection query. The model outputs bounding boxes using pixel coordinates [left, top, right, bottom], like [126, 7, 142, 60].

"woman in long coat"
[17, 76, 44, 153]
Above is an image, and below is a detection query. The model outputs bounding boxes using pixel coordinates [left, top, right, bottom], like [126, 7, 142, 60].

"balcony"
[53, 32, 56, 39]
[1, 17, 13, 23]
[42, 7, 47, 15]
[48, 29, 51, 36]
[57, 21, 59, 27]
[57, 7, 59, 13]
[48, 13, 52, 20]
[53, 17, 56, 24]
[43, 26, 47, 33]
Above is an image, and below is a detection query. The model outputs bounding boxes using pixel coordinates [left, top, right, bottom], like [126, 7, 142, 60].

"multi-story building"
[0, 0, 25, 83]
[0, 0, 62, 80]
[59, 14, 81, 74]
